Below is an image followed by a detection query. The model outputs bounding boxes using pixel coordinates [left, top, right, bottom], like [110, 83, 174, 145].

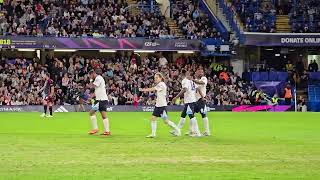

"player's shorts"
[195, 99, 206, 114]
[92, 100, 108, 112]
[181, 102, 196, 118]
[152, 106, 167, 118]
[43, 94, 54, 103]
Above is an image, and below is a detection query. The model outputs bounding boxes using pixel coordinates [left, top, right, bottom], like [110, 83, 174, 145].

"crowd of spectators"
[171, 0, 222, 39]
[0, 0, 174, 38]
[289, 0, 320, 33]
[230, 0, 276, 32]
[0, 54, 257, 106]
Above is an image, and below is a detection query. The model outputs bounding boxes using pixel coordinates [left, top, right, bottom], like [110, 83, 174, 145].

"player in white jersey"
[193, 67, 210, 136]
[88, 69, 111, 136]
[140, 72, 180, 138]
[172, 70, 204, 137]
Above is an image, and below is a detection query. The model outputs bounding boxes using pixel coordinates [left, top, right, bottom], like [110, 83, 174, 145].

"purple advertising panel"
[0, 37, 201, 50]
[244, 33, 320, 46]
[232, 105, 292, 112]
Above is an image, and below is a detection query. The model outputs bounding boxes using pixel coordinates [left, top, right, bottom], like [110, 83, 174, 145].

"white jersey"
[196, 76, 207, 100]
[93, 75, 108, 101]
[154, 81, 167, 107]
[181, 78, 198, 104]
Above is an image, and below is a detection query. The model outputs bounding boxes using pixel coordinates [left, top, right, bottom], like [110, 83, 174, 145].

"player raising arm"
[88, 69, 111, 136]
[140, 72, 180, 138]
[40, 72, 55, 118]
[172, 70, 205, 137]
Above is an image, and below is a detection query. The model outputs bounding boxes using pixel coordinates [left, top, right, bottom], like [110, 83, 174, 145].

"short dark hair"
[89, 69, 95, 75]
[45, 72, 50, 77]
[181, 69, 187, 76]
[95, 68, 103, 75]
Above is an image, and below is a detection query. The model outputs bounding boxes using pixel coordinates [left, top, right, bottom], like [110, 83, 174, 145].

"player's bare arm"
[50, 86, 54, 97]
[172, 88, 187, 103]
[193, 79, 206, 85]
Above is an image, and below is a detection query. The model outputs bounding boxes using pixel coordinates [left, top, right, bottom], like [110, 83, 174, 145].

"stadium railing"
[199, 0, 229, 41]
[218, 0, 245, 43]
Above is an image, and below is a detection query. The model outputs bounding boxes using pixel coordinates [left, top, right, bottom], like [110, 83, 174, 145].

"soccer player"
[88, 69, 111, 136]
[40, 72, 54, 118]
[193, 67, 210, 136]
[140, 72, 180, 138]
[172, 70, 204, 137]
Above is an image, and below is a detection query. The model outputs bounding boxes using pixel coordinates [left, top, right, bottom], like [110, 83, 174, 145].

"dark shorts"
[152, 106, 167, 118]
[195, 99, 206, 113]
[93, 100, 108, 112]
[285, 98, 291, 105]
[181, 102, 196, 118]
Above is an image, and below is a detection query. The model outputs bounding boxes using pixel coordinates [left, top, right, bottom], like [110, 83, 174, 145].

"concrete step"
[276, 25, 290, 27]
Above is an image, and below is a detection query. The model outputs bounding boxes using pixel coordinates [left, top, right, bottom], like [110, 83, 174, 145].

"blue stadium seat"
[308, 85, 320, 102]
[260, 72, 269, 81]
[277, 72, 289, 82]
[251, 72, 261, 82]
[269, 72, 278, 81]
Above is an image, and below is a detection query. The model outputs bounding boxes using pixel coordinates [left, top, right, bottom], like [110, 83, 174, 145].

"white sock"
[151, 121, 157, 136]
[90, 115, 98, 130]
[102, 118, 110, 132]
[167, 120, 178, 131]
[177, 117, 186, 129]
[203, 117, 210, 133]
[191, 117, 200, 135]
[189, 119, 193, 133]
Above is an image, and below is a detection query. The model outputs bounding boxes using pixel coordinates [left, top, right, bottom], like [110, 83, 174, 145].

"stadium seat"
[260, 72, 269, 81]
[268, 72, 278, 81]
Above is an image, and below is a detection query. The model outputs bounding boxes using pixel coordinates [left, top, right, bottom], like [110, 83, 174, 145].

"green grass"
[0, 112, 319, 180]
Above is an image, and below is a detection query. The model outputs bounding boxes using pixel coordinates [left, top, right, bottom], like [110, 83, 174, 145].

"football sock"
[44, 105, 47, 114]
[167, 120, 178, 131]
[177, 118, 186, 129]
[189, 118, 193, 133]
[90, 115, 98, 130]
[49, 106, 53, 116]
[102, 118, 110, 132]
[151, 120, 157, 137]
[191, 117, 200, 135]
[203, 117, 210, 133]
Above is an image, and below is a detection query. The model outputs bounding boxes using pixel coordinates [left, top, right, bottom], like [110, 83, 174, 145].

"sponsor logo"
[144, 41, 160, 47]
[142, 106, 154, 112]
[174, 42, 188, 48]
[106, 107, 113, 112]
[0, 107, 22, 112]
[54, 106, 68, 112]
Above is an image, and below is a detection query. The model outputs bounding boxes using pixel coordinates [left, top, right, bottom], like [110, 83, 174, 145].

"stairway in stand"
[127, 0, 140, 16]
[276, 15, 291, 33]
[166, 18, 183, 38]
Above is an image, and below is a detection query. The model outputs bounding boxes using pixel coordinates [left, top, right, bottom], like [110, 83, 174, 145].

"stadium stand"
[289, 0, 320, 33]
[230, 0, 277, 32]
[0, 0, 226, 38]
[0, 55, 255, 106]
[171, 0, 223, 39]
[0, 0, 173, 38]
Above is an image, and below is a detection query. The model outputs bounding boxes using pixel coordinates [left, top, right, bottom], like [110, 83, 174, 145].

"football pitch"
[0, 112, 319, 180]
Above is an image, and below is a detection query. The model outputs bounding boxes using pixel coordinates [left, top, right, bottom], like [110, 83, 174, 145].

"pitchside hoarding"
[0, 105, 292, 112]
[244, 32, 320, 46]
